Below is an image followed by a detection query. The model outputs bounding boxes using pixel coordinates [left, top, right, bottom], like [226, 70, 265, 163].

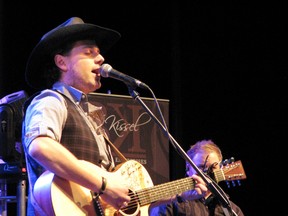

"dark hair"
[43, 40, 78, 88]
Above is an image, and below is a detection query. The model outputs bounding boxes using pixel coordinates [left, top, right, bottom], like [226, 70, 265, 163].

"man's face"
[186, 152, 221, 176]
[57, 40, 105, 94]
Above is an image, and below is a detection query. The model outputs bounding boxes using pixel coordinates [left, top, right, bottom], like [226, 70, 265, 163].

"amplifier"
[0, 161, 23, 181]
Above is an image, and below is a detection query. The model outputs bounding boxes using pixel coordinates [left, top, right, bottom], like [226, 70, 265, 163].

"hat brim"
[25, 23, 121, 90]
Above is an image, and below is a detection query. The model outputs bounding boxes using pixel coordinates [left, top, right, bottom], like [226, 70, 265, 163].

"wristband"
[99, 176, 107, 195]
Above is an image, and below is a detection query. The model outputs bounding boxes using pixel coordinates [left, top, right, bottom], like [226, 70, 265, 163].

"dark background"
[1, 1, 288, 215]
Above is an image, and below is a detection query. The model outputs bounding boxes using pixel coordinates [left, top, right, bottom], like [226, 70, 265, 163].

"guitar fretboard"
[131, 177, 195, 206]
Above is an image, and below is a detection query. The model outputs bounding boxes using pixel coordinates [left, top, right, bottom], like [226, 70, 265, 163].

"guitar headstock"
[212, 158, 247, 188]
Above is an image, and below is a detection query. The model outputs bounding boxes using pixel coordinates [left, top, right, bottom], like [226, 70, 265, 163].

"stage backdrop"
[88, 92, 170, 185]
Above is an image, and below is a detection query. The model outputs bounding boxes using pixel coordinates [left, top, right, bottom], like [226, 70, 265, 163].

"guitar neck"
[134, 159, 247, 206]
[136, 177, 194, 206]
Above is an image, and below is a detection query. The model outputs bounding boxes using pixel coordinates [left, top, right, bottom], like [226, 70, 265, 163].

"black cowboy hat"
[25, 17, 121, 89]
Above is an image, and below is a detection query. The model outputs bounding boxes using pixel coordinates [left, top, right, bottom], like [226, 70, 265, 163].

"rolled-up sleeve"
[23, 90, 67, 149]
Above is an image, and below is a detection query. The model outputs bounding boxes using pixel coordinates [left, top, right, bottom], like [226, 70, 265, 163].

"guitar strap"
[103, 135, 128, 163]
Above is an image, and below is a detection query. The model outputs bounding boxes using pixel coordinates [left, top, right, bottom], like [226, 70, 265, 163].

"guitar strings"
[119, 178, 196, 213]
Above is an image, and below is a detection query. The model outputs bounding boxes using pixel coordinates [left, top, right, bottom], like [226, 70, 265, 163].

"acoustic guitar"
[33, 159, 246, 216]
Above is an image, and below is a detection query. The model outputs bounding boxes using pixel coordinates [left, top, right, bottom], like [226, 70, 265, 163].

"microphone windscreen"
[100, 64, 112, 78]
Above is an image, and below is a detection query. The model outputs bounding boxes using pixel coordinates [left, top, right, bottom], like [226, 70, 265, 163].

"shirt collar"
[52, 82, 86, 103]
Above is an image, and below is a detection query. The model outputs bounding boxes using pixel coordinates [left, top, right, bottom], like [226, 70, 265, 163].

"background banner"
[88, 92, 170, 185]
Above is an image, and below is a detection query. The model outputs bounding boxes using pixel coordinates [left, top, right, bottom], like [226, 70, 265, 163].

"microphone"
[100, 64, 148, 89]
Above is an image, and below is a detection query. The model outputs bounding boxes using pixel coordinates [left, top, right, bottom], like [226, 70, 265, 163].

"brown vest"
[60, 93, 104, 167]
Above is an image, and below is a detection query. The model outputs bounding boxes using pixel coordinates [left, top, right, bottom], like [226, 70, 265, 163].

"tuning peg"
[222, 159, 229, 166]
[229, 157, 235, 163]
[226, 181, 231, 188]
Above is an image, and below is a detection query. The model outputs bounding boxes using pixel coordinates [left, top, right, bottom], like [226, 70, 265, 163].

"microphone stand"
[128, 86, 236, 216]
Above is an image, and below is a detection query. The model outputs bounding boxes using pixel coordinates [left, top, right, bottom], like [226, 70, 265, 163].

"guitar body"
[34, 160, 154, 216]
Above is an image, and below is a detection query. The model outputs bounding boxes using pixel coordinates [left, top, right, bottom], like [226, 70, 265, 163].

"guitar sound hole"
[122, 202, 138, 214]
[120, 190, 139, 215]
